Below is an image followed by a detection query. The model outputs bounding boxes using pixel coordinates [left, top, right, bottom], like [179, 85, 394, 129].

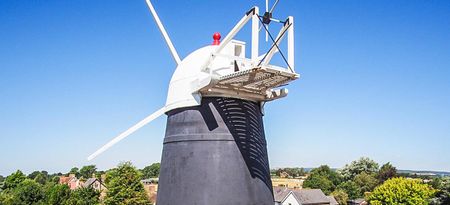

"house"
[274, 187, 337, 205]
[327, 196, 339, 205]
[280, 171, 290, 178]
[83, 177, 107, 199]
[59, 174, 107, 192]
[272, 178, 304, 189]
[83, 178, 106, 191]
[59, 174, 81, 190]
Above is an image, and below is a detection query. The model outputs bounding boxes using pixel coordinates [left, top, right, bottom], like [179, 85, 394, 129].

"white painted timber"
[87, 106, 167, 161]
[145, 0, 181, 65]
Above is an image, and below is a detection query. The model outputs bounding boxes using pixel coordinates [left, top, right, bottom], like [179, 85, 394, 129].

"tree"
[141, 163, 160, 179]
[367, 177, 436, 205]
[69, 167, 80, 178]
[377, 162, 397, 183]
[353, 172, 378, 195]
[34, 172, 47, 185]
[273, 167, 308, 178]
[284, 167, 307, 178]
[3, 170, 26, 190]
[45, 184, 71, 205]
[331, 189, 348, 205]
[0, 175, 4, 192]
[311, 165, 342, 185]
[304, 174, 335, 195]
[0, 191, 14, 204]
[48, 172, 63, 180]
[79, 165, 97, 179]
[104, 162, 151, 205]
[298, 167, 306, 177]
[51, 176, 60, 184]
[95, 170, 106, 177]
[65, 187, 100, 205]
[41, 171, 48, 178]
[337, 180, 361, 200]
[27, 171, 41, 180]
[12, 179, 45, 204]
[430, 177, 450, 205]
[303, 165, 342, 195]
[340, 157, 379, 180]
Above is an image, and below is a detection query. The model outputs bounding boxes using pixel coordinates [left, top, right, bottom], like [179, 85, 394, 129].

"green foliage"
[331, 189, 348, 205]
[353, 172, 378, 195]
[340, 157, 379, 181]
[12, 179, 45, 204]
[0, 169, 101, 205]
[377, 162, 397, 183]
[141, 163, 160, 179]
[429, 177, 443, 190]
[3, 170, 26, 190]
[68, 167, 80, 178]
[79, 165, 97, 179]
[27, 171, 41, 180]
[50, 176, 60, 184]
[273, 167, 307, 178]
[27, 171, 49, 185]
[45, 184, 71, 205]
[104, 162, 151, 205]
[338, 180, 361, 200]
[34, 173, 47, 185]
[65, 187, 100, 205]
[48, 172, 62, 180]
[0, 175, 4, 192]
[0, 191, 15, 204]
[312, 165, 342, 185]
[367, 177, 436, 205]
[304, 173, 334, 195]
[303, 165, 342, 195]
[95, 170, 106, 178]
[430, 177, 450, 205]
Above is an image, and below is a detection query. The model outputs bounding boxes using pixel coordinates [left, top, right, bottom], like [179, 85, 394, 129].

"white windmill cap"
[164, 43, 234, 112]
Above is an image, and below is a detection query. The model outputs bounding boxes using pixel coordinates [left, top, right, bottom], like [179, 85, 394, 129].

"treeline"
[271, 167, 308, 178]
[296, 157, 449, 205]
[0, 162, 160, 205]
[64, 163, 160, 180]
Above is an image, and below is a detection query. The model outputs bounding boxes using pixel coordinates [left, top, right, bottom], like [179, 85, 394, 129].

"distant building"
[279, 171, 290, 178]
[327, 196, 339, 205]
[59, 174, 81, 190]
[272, 178, 303, 189]
[59, 174, 107, 193]
[83, 177, 106, 191]
[273, 186, 336, 205]
[141, 178, 158, 204]
[83, 177, 107, 199]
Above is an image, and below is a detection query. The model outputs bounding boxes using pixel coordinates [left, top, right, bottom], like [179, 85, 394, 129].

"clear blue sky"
[1, 0, 449, 176]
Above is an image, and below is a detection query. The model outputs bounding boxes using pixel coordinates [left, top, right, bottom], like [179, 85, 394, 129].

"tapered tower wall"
[157, 97, 273, 205]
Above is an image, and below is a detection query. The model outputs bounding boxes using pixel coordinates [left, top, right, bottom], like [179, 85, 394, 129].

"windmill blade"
[87, 106, 167, 161]
[270, 0, 280, 14]
[265, 0, 269, 41]
[145, 0, 181, 65]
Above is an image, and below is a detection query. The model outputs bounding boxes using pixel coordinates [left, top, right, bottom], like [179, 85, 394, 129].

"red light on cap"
[212, 32, 221, 45]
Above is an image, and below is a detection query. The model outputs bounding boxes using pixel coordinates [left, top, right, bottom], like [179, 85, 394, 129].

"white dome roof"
[165, 45, 234, 112]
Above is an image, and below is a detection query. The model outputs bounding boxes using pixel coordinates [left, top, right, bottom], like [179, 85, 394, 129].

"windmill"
[88, 0, 299, 204]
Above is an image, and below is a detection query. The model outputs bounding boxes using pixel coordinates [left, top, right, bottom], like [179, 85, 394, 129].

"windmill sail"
[87, 106, 166, 161]
[145, 0, 181, 65]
